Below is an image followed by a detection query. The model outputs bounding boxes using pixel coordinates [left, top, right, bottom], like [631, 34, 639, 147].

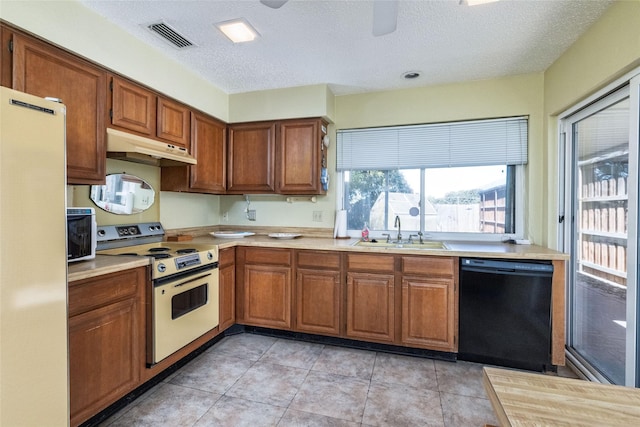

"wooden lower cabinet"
[345, 253, 396, 343]
[219, 247, 236, 332]
[296, 269, 341, 335]
[236, 247, 292, 329]
[346, 272, 395, 343]
[295, 250, 342, 336]
[401, 277, 456, 351]
[400, 256, 458, 352]
[68, 266, 147, 427]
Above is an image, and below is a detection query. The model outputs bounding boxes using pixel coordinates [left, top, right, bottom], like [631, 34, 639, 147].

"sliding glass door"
[562, 76, 639, 386]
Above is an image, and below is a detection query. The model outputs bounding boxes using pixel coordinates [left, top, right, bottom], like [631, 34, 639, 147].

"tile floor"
[101, 333, 578, 427]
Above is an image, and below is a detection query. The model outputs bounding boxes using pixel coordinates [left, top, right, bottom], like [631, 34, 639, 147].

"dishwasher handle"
[461, 258, 553, 276]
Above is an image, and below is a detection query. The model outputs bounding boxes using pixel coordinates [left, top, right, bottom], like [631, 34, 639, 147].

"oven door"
[151, 265, 219, 364]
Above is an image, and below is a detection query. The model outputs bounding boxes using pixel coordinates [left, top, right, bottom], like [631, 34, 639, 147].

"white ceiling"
[79, 0, 614, 96]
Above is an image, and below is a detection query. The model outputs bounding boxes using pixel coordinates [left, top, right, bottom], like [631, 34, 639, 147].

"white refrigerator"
[0, 87, 69, 424]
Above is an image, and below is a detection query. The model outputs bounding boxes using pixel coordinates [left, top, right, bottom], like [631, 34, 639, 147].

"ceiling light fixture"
[460, 0, 500, 6]
[403, 71, 421, 80]
[215, 18, 259, 43]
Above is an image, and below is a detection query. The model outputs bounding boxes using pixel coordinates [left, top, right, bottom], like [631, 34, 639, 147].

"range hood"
[106, 128, 197, 166]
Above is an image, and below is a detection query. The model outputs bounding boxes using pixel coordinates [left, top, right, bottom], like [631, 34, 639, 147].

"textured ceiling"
[79, 0, 614, 96]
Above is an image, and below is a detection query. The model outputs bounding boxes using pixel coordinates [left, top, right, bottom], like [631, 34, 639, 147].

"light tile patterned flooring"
[102, 333, 576, 427]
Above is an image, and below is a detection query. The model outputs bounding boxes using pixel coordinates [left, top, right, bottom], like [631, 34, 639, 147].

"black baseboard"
[240, 325, 457, 362]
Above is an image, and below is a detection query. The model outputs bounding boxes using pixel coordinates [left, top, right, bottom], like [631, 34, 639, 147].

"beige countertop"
[193, 235, 569, 260]
[68, 255, 151, 282]
[68, 235, 567, 282]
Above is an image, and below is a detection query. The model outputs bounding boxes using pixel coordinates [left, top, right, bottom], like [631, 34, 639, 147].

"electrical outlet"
[222, 212, 229, 222]
[247, 210, 256, 221]
[312, 211, 323, 222]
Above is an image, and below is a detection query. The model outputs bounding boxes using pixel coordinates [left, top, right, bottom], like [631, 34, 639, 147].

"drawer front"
[219, 247, 235, 267]
[243, 247, 291, 266]
[69, 268, 141, 317]
[297, 250, 341, 270]
[402, 256, 455, 277]
[347, 253, 395, 273]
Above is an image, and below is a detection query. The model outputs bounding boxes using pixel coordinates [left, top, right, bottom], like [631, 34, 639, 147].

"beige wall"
[229, 84, 336, 123]
[4, 0, 639, 246]
[542, 0, 640, 247]
[335, 74, 546, 243]
[0, 0, 228, 121]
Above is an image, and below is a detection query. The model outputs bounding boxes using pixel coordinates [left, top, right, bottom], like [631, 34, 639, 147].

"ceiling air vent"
[147, 21, 194, 49]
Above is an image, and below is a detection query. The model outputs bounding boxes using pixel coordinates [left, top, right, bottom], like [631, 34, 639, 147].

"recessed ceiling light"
[460, 0, 500, 6]
[215, 18, 260, 43]
[403, 71, 421, 80]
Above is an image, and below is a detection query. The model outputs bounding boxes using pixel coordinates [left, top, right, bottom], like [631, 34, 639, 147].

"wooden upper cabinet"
[1, 25, 12, 87]
[110, 76, 155, 136]
[157, 97, 190, 148]
[11, 33, 107, 184]
[161, 112, 227, 194]
[110, 75, 190, 150]
[276, 118, 326, 194]
[227, 121, 276, 193]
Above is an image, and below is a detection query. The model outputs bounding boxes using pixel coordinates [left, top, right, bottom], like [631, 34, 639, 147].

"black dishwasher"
[458, 258, 554, 371]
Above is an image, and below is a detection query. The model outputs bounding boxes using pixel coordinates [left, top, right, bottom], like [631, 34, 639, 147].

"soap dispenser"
[361, 222, 370, 242]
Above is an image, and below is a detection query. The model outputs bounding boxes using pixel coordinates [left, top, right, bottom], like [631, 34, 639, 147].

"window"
[337, 117, 527, 240]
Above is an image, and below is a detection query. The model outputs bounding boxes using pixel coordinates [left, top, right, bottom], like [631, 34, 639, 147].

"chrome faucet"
[394, 215, 402, 242]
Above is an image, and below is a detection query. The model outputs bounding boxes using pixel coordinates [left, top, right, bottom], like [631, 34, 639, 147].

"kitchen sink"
[352, 240, 450, 250]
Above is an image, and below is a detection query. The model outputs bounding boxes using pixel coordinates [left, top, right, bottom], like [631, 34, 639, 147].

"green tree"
[346, 170, 413, 230]
[428, 189, 480, 205]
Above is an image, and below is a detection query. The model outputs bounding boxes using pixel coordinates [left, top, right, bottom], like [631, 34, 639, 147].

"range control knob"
[157, 263, 166, 273]
[207, 252, 213, 261]
[97, 229, 106, 237]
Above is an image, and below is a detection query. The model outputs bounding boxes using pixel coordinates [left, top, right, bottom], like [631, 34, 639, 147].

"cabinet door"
[68, 267, 146, 427]
[190, 112, 227, 192]
[157, 97, 190, 149]
[12, 33, 106, 184]
[401, 277, 456, 352]
[346, 272, 395, 343]
[276, 118, 322, 194]
[110, 76, 155, 136]
[243, 264, 292, 329]
[69, 299, 139, 426]
[219, 248, 236, 332]
[296, 269, 341, 336]
[227, 122, 276, 193]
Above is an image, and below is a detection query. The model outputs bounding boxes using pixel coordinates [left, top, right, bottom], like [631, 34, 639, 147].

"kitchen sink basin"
[353, 240, 450, 250]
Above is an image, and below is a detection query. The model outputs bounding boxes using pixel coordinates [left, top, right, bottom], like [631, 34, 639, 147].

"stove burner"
[148, 247, 171, 253]
[120, 252, 138, 256]
[176, 248, 196, 254]
[149, 253, 171, 259]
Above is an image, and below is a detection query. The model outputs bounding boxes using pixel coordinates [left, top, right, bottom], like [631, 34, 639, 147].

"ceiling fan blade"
[260, 0, 288, 9]
[372, 0, 398, 36]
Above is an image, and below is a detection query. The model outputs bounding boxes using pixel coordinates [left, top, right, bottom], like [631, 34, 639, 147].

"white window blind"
[336, 116, 528, 170]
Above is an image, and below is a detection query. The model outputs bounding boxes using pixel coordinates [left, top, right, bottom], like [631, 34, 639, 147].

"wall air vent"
[146, 21, 195, 49]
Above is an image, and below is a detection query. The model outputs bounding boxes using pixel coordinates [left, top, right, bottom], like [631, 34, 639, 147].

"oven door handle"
[172, 272, 212, 289]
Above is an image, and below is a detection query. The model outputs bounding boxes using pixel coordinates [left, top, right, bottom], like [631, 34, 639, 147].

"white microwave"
[67, 207, 96, 263]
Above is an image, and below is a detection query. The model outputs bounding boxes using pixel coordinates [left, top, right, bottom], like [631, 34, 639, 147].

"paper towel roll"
[334, 210, 347, 238]
[123, 192, 134, 214]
